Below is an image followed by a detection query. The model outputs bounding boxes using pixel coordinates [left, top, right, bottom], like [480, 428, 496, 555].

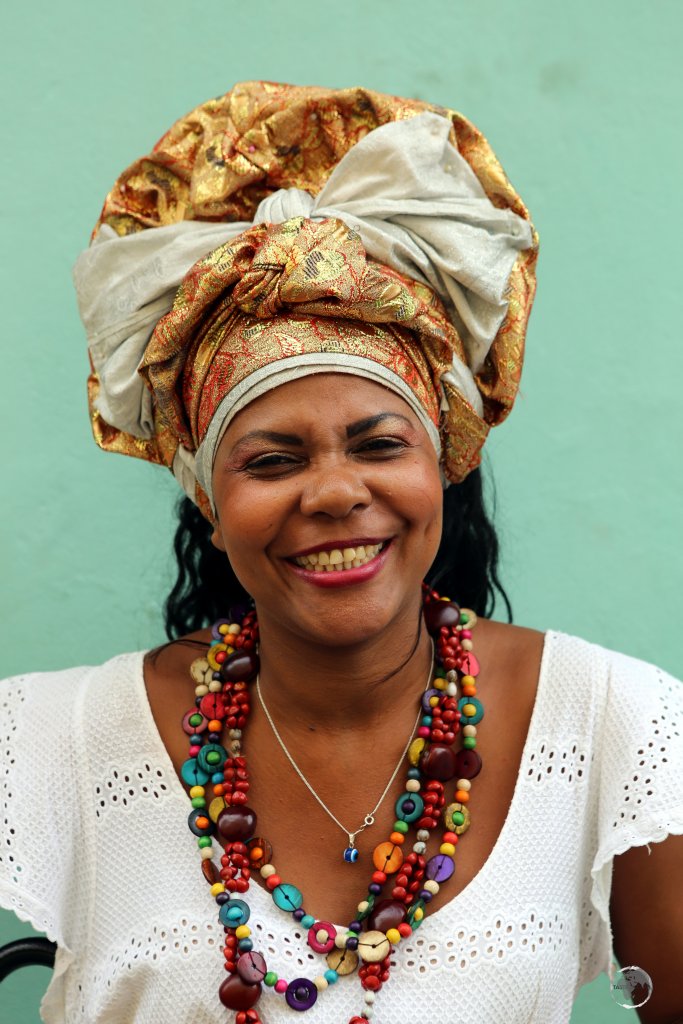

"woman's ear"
[210, 524, 227, 553]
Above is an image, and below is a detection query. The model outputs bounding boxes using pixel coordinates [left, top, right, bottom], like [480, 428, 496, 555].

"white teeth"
[293, 541, 386, 569]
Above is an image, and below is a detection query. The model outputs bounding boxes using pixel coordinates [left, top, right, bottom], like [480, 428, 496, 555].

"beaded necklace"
[180, 588, 483, 1023]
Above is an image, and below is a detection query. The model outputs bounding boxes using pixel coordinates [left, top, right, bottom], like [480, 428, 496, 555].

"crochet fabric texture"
[1, 632, 682, 1023]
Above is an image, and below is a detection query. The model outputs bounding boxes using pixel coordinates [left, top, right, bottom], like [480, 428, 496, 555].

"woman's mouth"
[285, 540, 392, 587]
[293, 542, 386, 572]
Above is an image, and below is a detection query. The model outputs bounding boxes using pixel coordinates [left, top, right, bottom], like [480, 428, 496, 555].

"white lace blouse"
[1, 632, 682, 1024]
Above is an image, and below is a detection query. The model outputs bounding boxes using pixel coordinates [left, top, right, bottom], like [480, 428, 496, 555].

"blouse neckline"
[129, 629, 556, 932]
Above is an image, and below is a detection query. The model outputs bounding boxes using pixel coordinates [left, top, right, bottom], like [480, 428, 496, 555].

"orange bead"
[389, 831, 405, 845]
[442, 831, 459, 845]
[462, 685, 477, 697]
[455, 790, 470, 803]
[195, 816, 210, 830]
[208, 719, 222, 733]
[213, 784, 224, 796]
[249, 846, 264, 863]
[372, 841, 404, 874]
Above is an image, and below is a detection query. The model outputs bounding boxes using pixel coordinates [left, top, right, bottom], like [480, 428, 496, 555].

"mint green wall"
[1, 1, 681, 1020]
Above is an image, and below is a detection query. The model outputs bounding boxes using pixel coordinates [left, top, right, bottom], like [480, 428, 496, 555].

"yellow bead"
[434, 678, 446, 691]
[210, 882, 225, 897]
[429, 696, 439, 707]
[189, 786, 205, 798]
[461, 675, 475, 687]
[235, 925, 251, 939]
[413, 907, 424, 922]
[440, 842, 456, 856]
[385, 928, 401, 945]
[462, 703, 477, 717]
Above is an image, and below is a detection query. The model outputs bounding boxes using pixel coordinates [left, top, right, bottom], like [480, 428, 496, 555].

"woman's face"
[210, 373, 443, 647]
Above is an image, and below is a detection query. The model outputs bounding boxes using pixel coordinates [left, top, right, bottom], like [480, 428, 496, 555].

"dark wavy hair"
[163, 465, 511, 639]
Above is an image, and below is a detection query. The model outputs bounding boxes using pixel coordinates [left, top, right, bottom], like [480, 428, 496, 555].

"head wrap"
[73, 82, 538, 519]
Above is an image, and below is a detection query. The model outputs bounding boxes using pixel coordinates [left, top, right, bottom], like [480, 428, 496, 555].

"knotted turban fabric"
[74, 82, 539, 520]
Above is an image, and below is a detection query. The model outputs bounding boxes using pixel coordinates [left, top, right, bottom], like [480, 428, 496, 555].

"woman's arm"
[610, 833, 683, 1024]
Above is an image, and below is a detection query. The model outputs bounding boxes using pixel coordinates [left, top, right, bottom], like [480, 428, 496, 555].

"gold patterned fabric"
[87, 81, 538, 518]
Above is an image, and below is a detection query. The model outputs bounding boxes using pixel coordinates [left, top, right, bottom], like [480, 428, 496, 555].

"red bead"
[420, 744, 458, 781]
[217, 806, 257, 841]
[371, 870, 387, 884]
[265, 874, 281, 891]
[398, 923, 412, 938]
[362, 974, 381, 991]
[424, 600, 461, 634]
[219, 973, 262, 1010]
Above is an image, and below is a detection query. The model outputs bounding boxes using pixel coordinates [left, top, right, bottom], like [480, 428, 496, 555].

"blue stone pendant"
[343, 846, 359, 863]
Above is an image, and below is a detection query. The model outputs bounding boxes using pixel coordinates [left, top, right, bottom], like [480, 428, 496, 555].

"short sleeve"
[582, 652, 683, 983]
[0, 667, 93, 1019]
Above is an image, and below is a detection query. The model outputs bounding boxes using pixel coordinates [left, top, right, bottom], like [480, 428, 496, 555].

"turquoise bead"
[395, 792, 424, 823]
[181, 758, 209, 787]
[272, 883, 303, 912]
[218, 899, 250, 927]
[324, 969, 338, 984]
[301, 914, 316, 929]
[197, 743, 228, 774]
[421, 715, 432, 727]
[457, 696, 484, 724]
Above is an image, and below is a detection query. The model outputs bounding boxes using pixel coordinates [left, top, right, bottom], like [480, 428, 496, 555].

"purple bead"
[369, 883, 383, 895]
[216, 893, 230, 905]
[345, 936, 359, 950]
[425, 853, 455, 883]
[419, 890, 433, 902]
[401, 799, 415, 814]
[349, 920, 362, 933]
[292, 908, 305, 921]
[421, 688, 441, 713]
[285, 978, 318, 1011]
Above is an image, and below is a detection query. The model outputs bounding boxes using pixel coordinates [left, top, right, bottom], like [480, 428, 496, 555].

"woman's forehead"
[222, 373, 420, 436]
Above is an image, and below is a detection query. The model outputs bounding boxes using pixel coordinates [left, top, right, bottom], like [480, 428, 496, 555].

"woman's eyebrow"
[231, 413, 412, 453]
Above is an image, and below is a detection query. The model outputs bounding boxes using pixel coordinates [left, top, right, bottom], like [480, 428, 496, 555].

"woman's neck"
[254, 596, 434, 737]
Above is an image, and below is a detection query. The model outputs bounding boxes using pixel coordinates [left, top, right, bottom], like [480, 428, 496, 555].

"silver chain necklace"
[255, 640, 434, 861]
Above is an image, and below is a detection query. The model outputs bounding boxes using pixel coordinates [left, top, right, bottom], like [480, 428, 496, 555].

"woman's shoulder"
[0, 650, 148, 722]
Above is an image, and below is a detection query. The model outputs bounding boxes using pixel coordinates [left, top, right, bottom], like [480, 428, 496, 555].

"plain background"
[1, 1, 681, 1020]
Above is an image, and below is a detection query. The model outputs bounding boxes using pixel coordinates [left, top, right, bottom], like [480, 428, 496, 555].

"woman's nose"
[298, 462, 372, 519]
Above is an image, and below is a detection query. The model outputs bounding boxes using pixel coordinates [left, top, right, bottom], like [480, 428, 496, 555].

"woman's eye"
[246, 454, 296, 468]
[356, 437, 407, 454]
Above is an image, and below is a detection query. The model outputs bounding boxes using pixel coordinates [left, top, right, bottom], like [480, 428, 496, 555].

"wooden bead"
[357, 931, 391, 963]
[372, 842, 404, 875]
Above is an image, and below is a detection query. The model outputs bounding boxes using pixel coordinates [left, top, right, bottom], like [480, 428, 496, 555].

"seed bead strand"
[179, 591, 482, 1023]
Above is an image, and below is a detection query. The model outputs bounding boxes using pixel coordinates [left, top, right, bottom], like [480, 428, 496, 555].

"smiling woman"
[1, 81, 682, 1024]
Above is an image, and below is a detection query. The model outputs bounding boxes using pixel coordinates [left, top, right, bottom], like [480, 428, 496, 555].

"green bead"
[460, 611, 469, 625]
[463, 737, 477, 749]
[435, 667, 446, 678]
[191, 797, 206, 808]
[452, 811, 465, 825]
[393, 820, 409, 833]
[264, 972, 278, 987]
[206, 751, 221, 765]
[189, 713, 203, 726]
[197, 836, 212, 848]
